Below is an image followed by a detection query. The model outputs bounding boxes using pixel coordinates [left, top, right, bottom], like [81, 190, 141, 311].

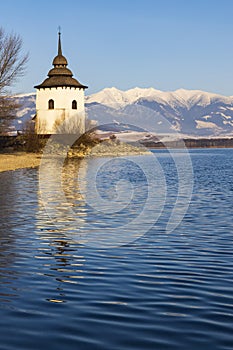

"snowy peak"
[86, 87, 231, 110]
[85, 87, 233, 137]
[86, 87, 129, 108]
[136, 88, 231, 110]
[172, 89, 230, 107]
[86, 87, 163, 108]
[14, 92, 36, 98]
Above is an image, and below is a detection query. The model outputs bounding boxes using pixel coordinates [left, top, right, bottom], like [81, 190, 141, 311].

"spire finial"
[58, 27, 62, 56]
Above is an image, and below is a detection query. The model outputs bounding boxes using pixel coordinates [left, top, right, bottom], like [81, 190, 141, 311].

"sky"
[1, 0, 233, 96]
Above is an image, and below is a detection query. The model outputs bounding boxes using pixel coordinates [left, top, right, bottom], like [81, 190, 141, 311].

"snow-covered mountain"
[13, 87, 233, 137]
[13, 93, 37, 130]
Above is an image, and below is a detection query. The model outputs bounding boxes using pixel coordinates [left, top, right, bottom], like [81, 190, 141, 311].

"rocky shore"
[68, 140, 149, 158]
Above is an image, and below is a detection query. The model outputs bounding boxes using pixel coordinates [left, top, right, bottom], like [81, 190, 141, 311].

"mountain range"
[13, 87, 233, 138]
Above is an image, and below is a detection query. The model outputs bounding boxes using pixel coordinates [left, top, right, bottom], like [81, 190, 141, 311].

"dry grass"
[0, 152, 41, 172]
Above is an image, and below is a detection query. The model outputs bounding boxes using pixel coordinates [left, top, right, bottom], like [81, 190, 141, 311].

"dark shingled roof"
[34, 33, 88, 90]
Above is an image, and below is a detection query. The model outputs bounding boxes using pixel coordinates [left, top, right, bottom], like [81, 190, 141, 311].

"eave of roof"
[34, 76, 88, 89]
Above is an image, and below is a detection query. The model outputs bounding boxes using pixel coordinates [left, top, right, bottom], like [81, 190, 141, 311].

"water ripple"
[0, 150, 233, 349]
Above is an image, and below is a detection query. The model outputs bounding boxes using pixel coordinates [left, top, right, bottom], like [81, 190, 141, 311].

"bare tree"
[54, 112, 85, 135]
[0, 28, 28, 92]
[0, 27, 28, 132]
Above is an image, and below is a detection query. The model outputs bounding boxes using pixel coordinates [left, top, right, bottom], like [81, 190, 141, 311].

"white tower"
[34, 32, 88, 134]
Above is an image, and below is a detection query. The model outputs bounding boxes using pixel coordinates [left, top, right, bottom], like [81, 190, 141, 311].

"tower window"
[48, 99, 54, 109]
[72, 100, 77, 109]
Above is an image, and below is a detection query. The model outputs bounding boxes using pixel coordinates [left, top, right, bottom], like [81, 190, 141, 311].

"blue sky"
[1, 0, 233, 95]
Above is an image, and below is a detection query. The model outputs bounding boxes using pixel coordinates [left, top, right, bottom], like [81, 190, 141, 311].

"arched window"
[72, 100, 77, 109]
[48, 99, 54, 109]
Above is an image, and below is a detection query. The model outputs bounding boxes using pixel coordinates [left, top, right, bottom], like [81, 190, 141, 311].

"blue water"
[0, 149, 233, 350]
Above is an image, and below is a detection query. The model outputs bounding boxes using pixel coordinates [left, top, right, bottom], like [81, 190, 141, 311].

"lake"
[0, 148, 233, 350]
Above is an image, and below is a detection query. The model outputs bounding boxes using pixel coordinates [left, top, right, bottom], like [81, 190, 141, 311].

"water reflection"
[38, 154, 164, 247]
[36, 158, 88, 302]
[38, 156, 87, 236]
[35, 232, 86, 304]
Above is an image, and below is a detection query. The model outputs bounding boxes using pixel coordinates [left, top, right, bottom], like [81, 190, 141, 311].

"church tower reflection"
[36, 157, 88, 303]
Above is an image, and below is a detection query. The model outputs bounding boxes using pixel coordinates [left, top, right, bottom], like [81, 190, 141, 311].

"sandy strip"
[0, 144, 149, 173]
[0, 153, 42, 172]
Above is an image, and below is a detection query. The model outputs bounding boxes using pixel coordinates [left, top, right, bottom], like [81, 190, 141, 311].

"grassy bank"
[0, 152, 42, 172]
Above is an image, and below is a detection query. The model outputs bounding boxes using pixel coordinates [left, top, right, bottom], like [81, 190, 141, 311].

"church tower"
[34, 32, 88, 134]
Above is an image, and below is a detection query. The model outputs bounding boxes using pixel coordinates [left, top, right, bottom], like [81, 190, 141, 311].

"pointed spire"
[52, 29, 68, 67]
[34, 29, 88, 89]
[58, 29, 62, 56]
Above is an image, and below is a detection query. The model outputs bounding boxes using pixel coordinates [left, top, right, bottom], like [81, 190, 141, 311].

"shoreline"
[0, 147, 146, 173]
[1, 145, 233, 173]
[0, 152, 42, 173]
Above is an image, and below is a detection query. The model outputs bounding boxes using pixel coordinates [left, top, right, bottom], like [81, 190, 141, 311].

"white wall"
[35, 86, 86, 134]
